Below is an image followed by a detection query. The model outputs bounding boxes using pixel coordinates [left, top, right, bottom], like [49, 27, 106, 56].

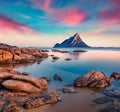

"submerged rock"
[63, 87, 77, 93]
[110, 72, 120, 79]
[93, 96, 113, 104]
[52, 56, 59, 60]
[1, 100, 23, 112]
[74, 71, 114, 88]
[24, 93, 61, 109]
[54, 74, 62, 81]
[65, 58, 72, 61]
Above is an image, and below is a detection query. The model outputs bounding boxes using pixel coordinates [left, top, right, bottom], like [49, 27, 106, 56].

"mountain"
[53, 33, 89, 48]
[0, 43, 17, 48]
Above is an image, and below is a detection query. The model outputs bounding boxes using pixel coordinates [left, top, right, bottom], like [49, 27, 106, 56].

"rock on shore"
[0, 47, 48, 64]
[74, 70, 114, 88]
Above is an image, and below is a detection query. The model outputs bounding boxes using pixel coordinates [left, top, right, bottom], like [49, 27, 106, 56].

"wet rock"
[54, 74, 62, 81]
[3, 92, 28, 97]
[110, 72, 120, 79]
[52, 56, 59, 60]
[93, 96, 113, 104]
[65, 58, 72, 61]
[52, 49, 69, 53]
[103, 89, 120, 99]
[24, 93, 61, 109]
[0, 46, 48, 64]
[73, 50, 87, 52]
[11, 75, 48, 89]
[41, 53, 48, 58]
[1, 100, 23, 112]
[40, 77, 50, 82]
[2, 80, 42, 93]
[98, 106, 120, 112]
[21, 72, 29, 76]
[74, 71, 113, 88]
[63, 87, 77, 93]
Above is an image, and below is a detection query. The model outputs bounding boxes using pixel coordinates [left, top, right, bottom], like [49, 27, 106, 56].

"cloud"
[30, 0, 52, 11]
[98, 0, 120, 25]
[49, 8, 88, 26]
[30, 0, 88, 26]
[0, 14, 36, 33]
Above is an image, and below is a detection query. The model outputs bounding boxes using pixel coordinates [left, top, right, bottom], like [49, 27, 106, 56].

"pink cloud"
[30, 0, 52, 11]
[0, 15, 36, 33]
[49, 8, 88, 26]
[99, 9, 120, 23]
[99, 0, 120, 25]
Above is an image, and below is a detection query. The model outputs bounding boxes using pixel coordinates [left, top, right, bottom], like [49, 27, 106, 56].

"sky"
[0, 0, 120, 47]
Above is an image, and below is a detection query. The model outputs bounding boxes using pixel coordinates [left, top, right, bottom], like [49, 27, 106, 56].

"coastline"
[0, 46, 120, 112]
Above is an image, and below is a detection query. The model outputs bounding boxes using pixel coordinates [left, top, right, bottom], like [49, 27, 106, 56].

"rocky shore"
[0, 44, 48, 64]
[0, 67, 61, 112]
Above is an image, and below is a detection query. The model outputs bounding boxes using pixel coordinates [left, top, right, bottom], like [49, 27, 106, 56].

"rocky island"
[53, 33, 89, 48]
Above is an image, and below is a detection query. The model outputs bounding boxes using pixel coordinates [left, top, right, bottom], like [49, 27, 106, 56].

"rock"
[73, 50, 87, 52]
[43, 93, 61, 104]
[24, 93, 61, 109]
[0, 45, 48, 64]
[41, 53, 48, 58]
[3, 92, 28, 97]
[21, 72, 29, 76]
[54, 74, 62, 81]
[110, 72, 120, 79]
[74, 71, 113, 88]
[65, 58, 72, 61]
[93, 96, 113, 104]
[11, 75, 48, 89]
[1, 50, 13, 63]
[1, 100, 23, 112]
[14, 48, 21, 55]
[53, 33, 90, 48]
[40, 77, 50, 82]
[63, 87, 77, 93]
[52, 49, 69, 53]
[2, 80, 42, 93]
[24, 97, 45, 109]
[103, 89, 120, 99]
[52, 56, 59, 60]
[98, 106, 120, 112]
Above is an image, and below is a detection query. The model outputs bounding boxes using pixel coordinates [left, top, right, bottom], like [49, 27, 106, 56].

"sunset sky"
[0, 0, 120, 47]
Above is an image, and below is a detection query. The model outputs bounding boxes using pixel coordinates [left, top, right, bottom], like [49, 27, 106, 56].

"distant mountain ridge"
[0, 43, 17, 48]
[53, 33, 89, 48]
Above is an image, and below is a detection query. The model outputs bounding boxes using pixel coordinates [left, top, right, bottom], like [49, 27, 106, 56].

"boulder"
[110, 72, 120, 79]
[1, 100, 23, 112]
[24, 93, 61, 109]
[2, 80, 42, 93]
[74, 71, 113, 88]
[11, 75, 48, 89]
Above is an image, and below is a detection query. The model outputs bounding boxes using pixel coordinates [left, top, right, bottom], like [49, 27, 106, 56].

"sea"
[1, 47, 120, 112]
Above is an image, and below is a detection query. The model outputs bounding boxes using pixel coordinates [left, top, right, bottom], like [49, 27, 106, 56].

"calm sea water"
[7, 48, 120, 112]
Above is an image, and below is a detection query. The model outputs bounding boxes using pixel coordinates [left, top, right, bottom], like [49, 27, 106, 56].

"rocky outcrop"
[0, 68, 48, 93]
[0, 68, 61, 111]
[24, 93, 61, 109]
[110, 72, 120, 79]
[53, 33, 89, 48]
[74, 71, 114, 88]
[0, 46, 48, 64]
